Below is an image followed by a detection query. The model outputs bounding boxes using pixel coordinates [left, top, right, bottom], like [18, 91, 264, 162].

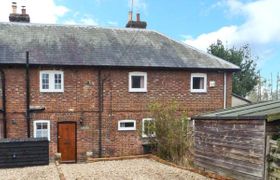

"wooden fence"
[267, 139, 280, 179]
[0, 138, 49, 168]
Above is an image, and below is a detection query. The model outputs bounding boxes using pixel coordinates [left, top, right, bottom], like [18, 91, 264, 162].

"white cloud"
[80, 17, 98, 26]
[0, 0, 69, 23]
[184, 0, 280, 51]
[185, 26, 238, 51]
[128, 0, 147, 13]
[63, 15, 99, 26]
[107, 21, 118, 27]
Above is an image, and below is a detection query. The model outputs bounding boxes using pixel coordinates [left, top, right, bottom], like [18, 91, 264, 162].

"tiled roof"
[0, 22, 239, 71]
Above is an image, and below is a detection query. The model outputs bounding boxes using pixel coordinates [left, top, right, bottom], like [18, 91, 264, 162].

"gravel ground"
[60, 158, 210, 180]
[0, 164, 60, 180]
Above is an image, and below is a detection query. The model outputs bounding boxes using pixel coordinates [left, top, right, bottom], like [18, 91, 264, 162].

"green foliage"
[146, 101, 193, 166]
[208, 40, 259, 97]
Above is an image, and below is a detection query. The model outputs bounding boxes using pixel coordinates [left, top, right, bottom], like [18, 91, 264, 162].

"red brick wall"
[0, 67, 232, 160]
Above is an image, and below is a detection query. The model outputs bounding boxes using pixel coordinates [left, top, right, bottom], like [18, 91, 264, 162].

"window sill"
[40, 90, 64, 93]
[129, 89, 147, 93]
[190, 90, 207, 93]
[118, 129, 136, 131]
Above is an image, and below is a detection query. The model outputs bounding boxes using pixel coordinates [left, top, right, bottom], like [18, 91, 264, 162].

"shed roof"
[0, 22, 239, 71]
[232, 93, 252, 103]
[193, 100, 280, 121]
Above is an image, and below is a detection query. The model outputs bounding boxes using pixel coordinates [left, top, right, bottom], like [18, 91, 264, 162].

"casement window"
[33, 120, 50, 141]
[40, 71, 64, 92]
[118, 120, 136, 131]
[142, 118, 156, 138]
[191, 73, 207, 93]
[129, 72, 147, 92]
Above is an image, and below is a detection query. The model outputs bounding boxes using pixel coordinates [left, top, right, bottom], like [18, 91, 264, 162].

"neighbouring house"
[192, 100, 280, 180]
[0, 4, 239, 162]
[232, 93, 251, 107]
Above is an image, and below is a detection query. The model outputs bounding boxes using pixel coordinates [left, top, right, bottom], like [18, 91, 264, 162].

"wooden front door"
[58, 122, 77, 162]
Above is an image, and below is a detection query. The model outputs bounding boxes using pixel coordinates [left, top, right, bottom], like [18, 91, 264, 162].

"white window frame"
[142, 118, 156, 138]
[190, 73, 207, 93]
[129, 72, 147, 92]
[40, 70, 64, 92]
[118, 120, 136, 131]
[33, 120, 50, 141]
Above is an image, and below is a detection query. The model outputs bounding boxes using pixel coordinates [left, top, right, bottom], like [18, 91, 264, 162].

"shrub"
[145, 101, 193, 166]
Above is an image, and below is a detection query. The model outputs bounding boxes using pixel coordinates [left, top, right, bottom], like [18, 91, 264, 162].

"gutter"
[0, 69, 7, 138]
[0, 63, 240, 73]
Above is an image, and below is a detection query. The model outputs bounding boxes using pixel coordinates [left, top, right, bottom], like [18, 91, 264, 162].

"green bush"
[145, 101, 193, 166]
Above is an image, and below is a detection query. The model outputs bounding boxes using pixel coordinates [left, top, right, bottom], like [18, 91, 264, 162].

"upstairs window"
[40, 71, 64, 92]
[118, 120, 136, 131]
[129, 72, 147, 92]
[191, 73, 207, 93]
[142, 118, 156, 138]
[33, 120, 50, 141]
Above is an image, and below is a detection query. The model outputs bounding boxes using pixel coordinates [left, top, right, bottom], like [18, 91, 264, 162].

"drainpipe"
[98, 69, 103, 158]
[0, 69, 7, 138]
[223, 72, 227, 109]
[26, 51, 31, 138]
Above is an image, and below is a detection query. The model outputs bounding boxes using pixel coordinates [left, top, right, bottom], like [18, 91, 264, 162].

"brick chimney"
[126, 13, 147, 29]
[9, 2, 30, 23]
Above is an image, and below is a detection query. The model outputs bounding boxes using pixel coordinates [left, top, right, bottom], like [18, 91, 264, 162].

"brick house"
[0, 8, 239, 162]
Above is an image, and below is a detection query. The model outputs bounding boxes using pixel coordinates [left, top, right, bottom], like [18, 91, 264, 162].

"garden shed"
[192, 100, 280, 180]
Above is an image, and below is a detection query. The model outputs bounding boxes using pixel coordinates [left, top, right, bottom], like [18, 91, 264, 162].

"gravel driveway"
[0, 164, 59, 180]
[60, 158, 209, 180]
[0, 159, 209, 180]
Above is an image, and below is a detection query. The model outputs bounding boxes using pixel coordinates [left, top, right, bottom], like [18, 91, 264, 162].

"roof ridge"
[0, 21, 153, 33]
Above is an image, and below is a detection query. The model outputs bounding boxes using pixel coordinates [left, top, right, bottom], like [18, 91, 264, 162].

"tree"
[208, 40, 259, 97]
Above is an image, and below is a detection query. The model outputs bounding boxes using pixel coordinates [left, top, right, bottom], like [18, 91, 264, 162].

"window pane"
[55, 74, 62, 89]
[144, 120, 155, 136]
[132, 76, 144, 88]
[120, 122, 134, 128]
[35, 122, 48, 139]
[42, 74, 49, 89]
[193, 77, 204, 89]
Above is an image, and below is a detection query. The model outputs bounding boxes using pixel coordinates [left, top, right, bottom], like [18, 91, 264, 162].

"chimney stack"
[21, 6, 26, 15]
[9, 2, 30, 23]
[136, 13, 140, 22]
[125, 12, 147, 29]
[12, 2, 17, 14]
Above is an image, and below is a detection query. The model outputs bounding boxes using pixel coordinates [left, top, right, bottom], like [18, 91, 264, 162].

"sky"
[0, 0, 279, 81]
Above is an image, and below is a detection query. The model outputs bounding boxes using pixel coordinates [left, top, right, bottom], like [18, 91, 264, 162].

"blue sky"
[0, 0, 279, 80]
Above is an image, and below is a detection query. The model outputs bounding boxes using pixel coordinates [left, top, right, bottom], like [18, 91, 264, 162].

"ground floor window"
[33, 120, 50, 141]
[142, 118, 156, 137]
[118, 120, 136, 131]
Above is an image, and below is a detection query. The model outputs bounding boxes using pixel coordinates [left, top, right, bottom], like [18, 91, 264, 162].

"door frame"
[57, 121, 77, 163]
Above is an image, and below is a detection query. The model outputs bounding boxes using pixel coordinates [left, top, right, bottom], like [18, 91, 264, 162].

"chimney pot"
[21, 6, 26, 15]
[128, 11, 133, 21]
[12, 2, 17, 14]
[136, 13, 140, 22]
